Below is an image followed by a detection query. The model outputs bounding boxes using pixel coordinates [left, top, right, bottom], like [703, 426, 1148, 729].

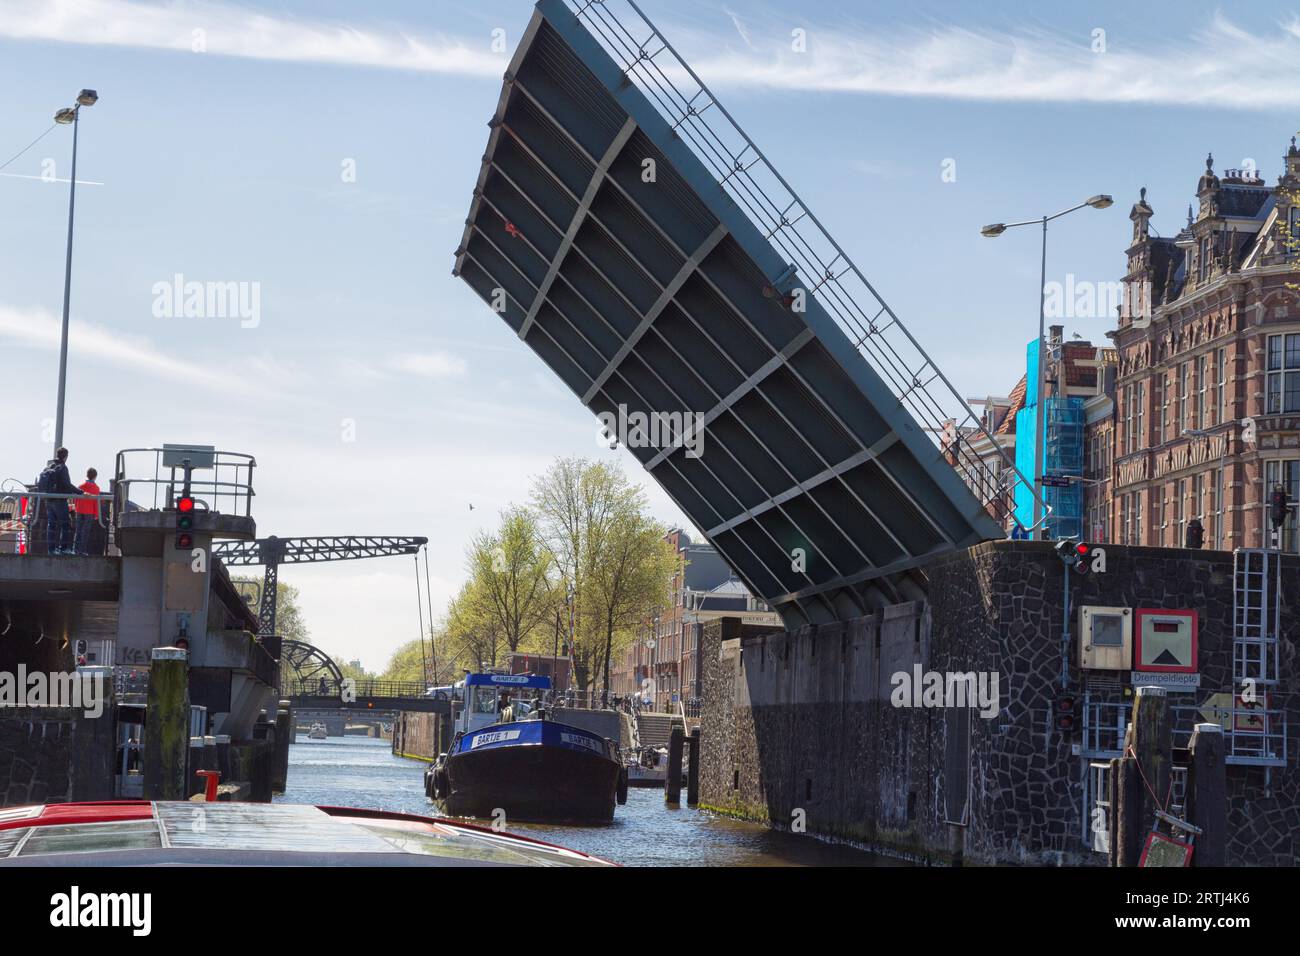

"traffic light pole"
[1060, 560, 1071, 691]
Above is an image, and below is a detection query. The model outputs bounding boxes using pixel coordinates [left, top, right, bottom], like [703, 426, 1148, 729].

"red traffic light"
[177, 496, 195, 513]
[1075, 543, 1089, 556]
[175, 532, 194, 550]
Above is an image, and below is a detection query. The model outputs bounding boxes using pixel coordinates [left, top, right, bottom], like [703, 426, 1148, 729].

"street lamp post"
[981, 194, 1112, 540]
[52, 89, 98, 454]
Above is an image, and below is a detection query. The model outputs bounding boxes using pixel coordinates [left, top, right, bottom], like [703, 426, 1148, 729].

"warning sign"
[1234, 692, 1270, 735]
[1134, 609, 1198, 673]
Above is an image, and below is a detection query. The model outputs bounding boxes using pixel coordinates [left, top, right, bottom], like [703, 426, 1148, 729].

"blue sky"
[2, 0, 1297, 668]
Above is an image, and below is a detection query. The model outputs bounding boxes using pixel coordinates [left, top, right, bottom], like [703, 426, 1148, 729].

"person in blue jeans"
[38, 447, 80, 555]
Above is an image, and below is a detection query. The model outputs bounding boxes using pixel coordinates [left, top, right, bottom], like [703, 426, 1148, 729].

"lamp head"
[77, 89, 98, 107]
[980, 223, 1007, 238]
[1086, 194, 1114, 209]
[54, 108, 77, 125]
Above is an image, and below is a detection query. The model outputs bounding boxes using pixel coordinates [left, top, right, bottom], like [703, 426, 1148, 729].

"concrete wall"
[701, 541, 1300, 865]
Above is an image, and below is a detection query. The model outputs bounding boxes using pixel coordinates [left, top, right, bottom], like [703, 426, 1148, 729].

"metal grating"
[454, 0, 1042, 626]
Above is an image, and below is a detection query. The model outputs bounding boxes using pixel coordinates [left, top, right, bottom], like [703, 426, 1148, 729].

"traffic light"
[1185, 518, 1205, 550]
[1054, 538, 1080, 567]
[1269, 485, 1289, 531]
[1072, 541, 1093, 575]
[1055, 693, 1076, 732]
[175, 494, 195, 550]
[1055, 538, 1094, 574]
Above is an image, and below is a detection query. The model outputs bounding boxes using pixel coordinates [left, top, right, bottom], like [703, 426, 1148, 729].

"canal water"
[275, 735, 894, 867]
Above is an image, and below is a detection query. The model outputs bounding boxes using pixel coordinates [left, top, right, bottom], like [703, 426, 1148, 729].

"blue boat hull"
[435, 720, 622, 824]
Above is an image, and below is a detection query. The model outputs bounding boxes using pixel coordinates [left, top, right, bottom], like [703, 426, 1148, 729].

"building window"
[1155, 374, 1167, 445]
[1197, 355, 1208, 431]
[1264, 460, 1300, 552]
[1175, 479, 1187, 547]
[1216, 347, 1227, 426]
[1133, 490, 1143, 545]
[1197, 235, 1211, 281]
[1136, 381, 1145, 449]
[1123, 385, 1134, 455]
[1176, 363, 1188, 435]
[1206, 468, 1216, 548]
[1265, 334, 1300, 414]
[1157, 485, 1168, 545]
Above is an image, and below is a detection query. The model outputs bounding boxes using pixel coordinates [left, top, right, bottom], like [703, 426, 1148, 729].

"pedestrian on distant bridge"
[37, 448, 80, 555]
[73, 467, 100, 556]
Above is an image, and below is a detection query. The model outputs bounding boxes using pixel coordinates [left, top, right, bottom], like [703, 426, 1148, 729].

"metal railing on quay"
[113, 447, 256, 519]
[1, 483, 118, 556]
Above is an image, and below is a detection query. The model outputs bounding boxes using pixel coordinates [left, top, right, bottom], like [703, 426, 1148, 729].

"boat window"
[19, 820, 162, 856]
[474, 688, 498, 714]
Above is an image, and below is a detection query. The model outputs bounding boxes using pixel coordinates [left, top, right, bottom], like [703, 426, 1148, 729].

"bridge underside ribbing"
[454, 0, 1000, 626]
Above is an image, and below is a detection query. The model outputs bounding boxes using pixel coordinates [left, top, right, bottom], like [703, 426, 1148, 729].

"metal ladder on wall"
[1233, 549, 1280, 687]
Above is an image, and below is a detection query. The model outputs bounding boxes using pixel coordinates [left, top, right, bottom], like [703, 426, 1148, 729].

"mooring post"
[666, 726, 684, 804]
[686, 726, 701, 806]
[1187, 722, 1226, 866]
[1114, 685, 1170, 866]
[143, 646, 190, 800]
[273, 699, 292, 792]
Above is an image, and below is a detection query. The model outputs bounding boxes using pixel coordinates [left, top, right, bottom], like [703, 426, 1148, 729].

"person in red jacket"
[73, 467, 100, 556]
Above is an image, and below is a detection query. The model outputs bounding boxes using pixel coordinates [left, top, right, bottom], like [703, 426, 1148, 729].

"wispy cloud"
[0, 302, 230, 389]
[5, 2, 1300, 110]
[389, 351, 468, 379]
[0, 0, 503, 76]
[671, 12, 1300, 109]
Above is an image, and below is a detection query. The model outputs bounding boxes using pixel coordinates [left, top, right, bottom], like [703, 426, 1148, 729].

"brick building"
[610, 528, 778, 711]
[1112, 140, 1300, 550]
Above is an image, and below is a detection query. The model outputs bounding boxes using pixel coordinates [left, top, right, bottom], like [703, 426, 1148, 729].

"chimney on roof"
[1049, 325, 1064, 346]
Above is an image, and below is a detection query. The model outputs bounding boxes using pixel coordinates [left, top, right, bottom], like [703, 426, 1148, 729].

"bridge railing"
[114, 447, 256, 518]
[560, 0, 1048, 534]
[1, 483, 117, 556]
[283, 678, 435, 700]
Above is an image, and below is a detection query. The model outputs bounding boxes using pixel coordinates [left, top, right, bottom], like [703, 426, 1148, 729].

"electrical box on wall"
[1079, 606, 1133, 670]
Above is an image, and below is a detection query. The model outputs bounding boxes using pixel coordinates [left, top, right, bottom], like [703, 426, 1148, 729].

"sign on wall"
[1133, 609, 1198, 673]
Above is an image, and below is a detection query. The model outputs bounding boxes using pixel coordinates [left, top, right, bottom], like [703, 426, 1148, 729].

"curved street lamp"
[979, 194, 1112, 540]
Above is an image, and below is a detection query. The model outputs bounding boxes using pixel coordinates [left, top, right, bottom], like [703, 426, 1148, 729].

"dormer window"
[1197, 234, 1212, 281]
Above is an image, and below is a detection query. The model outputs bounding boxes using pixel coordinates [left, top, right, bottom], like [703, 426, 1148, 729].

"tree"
[443, 579, 506, 672]
[465, 506, 557, 655]
[589, 511, 676, 698]
[530, 457, 677, 696]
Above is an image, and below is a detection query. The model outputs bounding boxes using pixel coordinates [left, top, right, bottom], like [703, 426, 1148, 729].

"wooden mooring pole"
[686, 727, 701, 807]
[1187, 722, 1227, 866]
[143, 646, 189, 801]
[665, 726, 684, 804]
[1112, 685, 1170, 866]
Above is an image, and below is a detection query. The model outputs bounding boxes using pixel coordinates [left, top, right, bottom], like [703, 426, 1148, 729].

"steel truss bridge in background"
[212, 535, 427, 636]
[277, 639, 449, 714]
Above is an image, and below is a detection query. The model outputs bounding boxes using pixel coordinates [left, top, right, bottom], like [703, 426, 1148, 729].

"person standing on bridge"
[37, 448, 80, 555]
[73, 467, 100, 556]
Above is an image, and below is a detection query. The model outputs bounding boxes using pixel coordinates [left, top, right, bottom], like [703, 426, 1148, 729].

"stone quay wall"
[700, 541, 1299, 865]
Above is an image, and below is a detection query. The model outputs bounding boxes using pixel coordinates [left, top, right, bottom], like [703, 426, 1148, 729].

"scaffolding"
[1043, 397, 1084, 539]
